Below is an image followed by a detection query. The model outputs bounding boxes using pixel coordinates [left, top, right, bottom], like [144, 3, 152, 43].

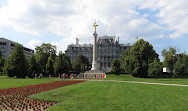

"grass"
[0, 76, 61, 89]
[106, 74, 188, 85]
[1, 75, 188, 110]
[30, 81, 188, 111]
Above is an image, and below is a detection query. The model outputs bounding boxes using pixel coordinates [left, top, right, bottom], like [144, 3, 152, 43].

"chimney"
[117, 37, 120, 43]
[76, 38, 79, 45]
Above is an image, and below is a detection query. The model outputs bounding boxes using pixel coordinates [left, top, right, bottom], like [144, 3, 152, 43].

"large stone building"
[65, 36, 132, 72]
[0, 38, 34, 59]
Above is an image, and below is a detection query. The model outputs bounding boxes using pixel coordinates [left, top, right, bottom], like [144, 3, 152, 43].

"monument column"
[79, 20, 105, 78]
[91, 21, 98, 70]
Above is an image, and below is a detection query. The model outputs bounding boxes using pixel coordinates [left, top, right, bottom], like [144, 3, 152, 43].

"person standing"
[35, 73, 37, 79]
[32, 73, 34, 79]
[40, 73, 43, 79]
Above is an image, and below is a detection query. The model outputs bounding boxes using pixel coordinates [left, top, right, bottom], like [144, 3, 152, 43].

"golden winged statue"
[93, 20, 99, 32]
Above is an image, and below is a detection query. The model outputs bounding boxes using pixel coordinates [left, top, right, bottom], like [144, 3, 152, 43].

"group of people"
[94, 74, 106, 80]
[82, 74, 106, 80]
[57, 73, 77, 79]
[31, 73, 106, 80]
[31, 73, 77, 79]
[31, 73, 43, 79]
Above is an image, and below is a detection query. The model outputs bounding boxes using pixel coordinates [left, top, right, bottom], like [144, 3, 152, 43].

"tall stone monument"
[82, 21, 104, 78]
[91, 21, 99, 70]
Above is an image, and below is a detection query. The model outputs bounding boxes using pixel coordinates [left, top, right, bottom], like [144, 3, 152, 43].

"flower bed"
[0, 80, 85, 111]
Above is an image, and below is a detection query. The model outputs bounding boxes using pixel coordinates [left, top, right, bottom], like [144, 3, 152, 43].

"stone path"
[79, 79, 188, 87]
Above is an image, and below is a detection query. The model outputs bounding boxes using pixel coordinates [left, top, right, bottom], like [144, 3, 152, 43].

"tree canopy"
[28, 54, 40, 76]
[3, 44, 28, 78]
[46, 56, 54, 76]
[0, 50, 5, 75]
[111, 58, 121, 74]
[161, 47, 178, 71]
[35, 43, 56, 74]
[148, 58, 162, 78]
[121, 39, 159, 77]
[174, 54, 188, 76]
[54, 51, 71, 74]
[72, 55, 89, 74]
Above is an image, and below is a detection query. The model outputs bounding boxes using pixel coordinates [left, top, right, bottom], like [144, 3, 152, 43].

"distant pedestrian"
[32, 73, 34, 79]
[49, 74, 51, 78]
[40, 73, 43, 79]
[65, 74, 68, 78]
[84, 74, 87, 79]
[63, 73, 65, 79]
[70, 74, 73, 79]
[61, 74, 63, 79]
[58, 74, 60, 79]
[35, 73, 37, 79]
[96, 74, 98, 79]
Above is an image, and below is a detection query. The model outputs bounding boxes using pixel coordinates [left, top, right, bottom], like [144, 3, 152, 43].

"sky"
[0, 0, 187, 61]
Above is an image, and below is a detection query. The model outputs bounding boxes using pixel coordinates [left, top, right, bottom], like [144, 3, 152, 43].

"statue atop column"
[93, 20, 99, 33]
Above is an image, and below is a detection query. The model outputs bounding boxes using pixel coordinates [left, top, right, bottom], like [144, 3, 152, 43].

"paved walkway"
[80, 79, 188, 87]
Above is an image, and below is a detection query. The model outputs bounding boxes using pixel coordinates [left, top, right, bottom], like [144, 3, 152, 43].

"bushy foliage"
[28, 54, 40, 76]
[161, 47, 177, 71]
[46, 56, 54, 76]
[54, 51, 71, 74]
[148, 58, 162, 78]
[111, 58, 121, 74]
[72, 55, 89, 73]
[174, 54, 188, 76]
[0, 50, 5, 75]
[35, 43, 56, 75]
[121, 39, 159, 78]
[3, 44, 28, 78]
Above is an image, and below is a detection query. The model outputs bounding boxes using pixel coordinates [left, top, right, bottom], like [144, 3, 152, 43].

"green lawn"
[30, 81, 188, 111]
[1, 75, 188, 111]
[0, 76, 61, 89]
[106, 74, 188, 85]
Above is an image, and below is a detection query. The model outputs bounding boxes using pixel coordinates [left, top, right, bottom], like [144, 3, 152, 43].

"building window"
[108, 62, 110, 67]
[98, 57, 100, 61]
[100, 62, 103, 67]
[104, 62, 106, 67]
[108, 57, 111, 61]
[101, 57, 103, 61]
[104, 57, 107, 61]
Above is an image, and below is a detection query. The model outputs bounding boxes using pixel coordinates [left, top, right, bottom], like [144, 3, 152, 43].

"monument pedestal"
[78, 70, 104, 78]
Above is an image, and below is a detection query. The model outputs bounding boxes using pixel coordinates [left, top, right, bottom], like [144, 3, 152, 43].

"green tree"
[174, 58, 184, 75]
[121, 39, 159, 77]
[0, 50, 5, 75]
[182, 54, 188, 75]
[28, 54, 40, 76]
[54, 51, 71, 74]
[46, 56, 54, 76]
[161, 47, 177, 71]
[148, 58, 162, 78]
[111, 58, 121, 74]
[3, 44, 28, 78]
[35, 43, 56, 75]
[72, 55, 89, 74]
[120, 49, 130, 73]
[174, 54, 188, 76]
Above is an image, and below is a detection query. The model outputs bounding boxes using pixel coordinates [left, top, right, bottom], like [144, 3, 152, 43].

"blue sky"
[0, 0, 187, 61]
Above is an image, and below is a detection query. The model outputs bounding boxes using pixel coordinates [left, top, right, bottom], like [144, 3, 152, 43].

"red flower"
[0, 80, 85, 110]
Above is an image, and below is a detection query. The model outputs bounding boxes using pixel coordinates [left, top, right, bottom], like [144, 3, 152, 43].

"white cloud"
[140, 0, 188, 38]
[0, 0, 187, 52]
[28, 39, 42, 50]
